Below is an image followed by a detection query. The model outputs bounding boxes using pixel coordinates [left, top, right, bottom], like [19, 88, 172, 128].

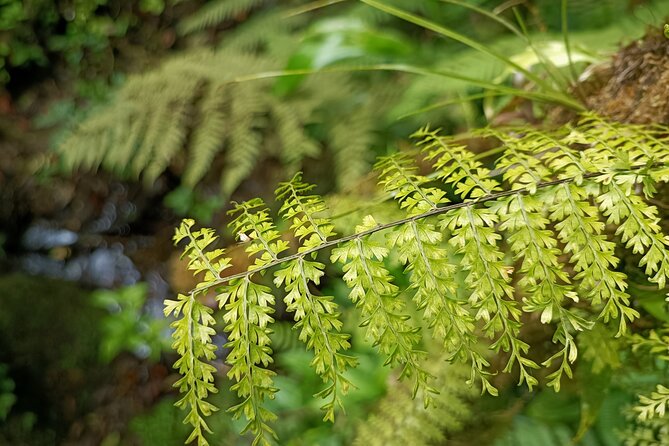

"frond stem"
[190, 165, 664, 294]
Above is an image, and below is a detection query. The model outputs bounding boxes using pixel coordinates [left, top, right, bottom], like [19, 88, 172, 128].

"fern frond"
[375, 153, 495, 393]
[331, 215, 434, 403]
[228, 198, 290, 263]
[220, 85, 265, 196]
[411, 131, 538, 389]
[164, 219, 230, 446]
[274, 173, 356, 421]
[222, 201, 288, 445]
[485, 128, 553, 192]
[183, 83, 230, 188]
[622, 412, 669, 446]
[353, 359, 477, 446]
[497, 191, 589, 390]
[635, 385, 669, 421]
[596, 171, 669, 289]
[59, 42, 379, 195]
[270, 102, 321, 172]
[167, 115, 669, 444]
[218, 277, 278, 446]
[522, 127, 596, 182]
[275, 173, 336, 248]
[577, 113, 669, 168]
[375, 152, 447, 215]
[549, 182, 635, 335]
[416, 126, 501, 199]
[473, 129, 588, 389]
[144, 86, 195, 183]
[417, 129, 539, 388]
[442, 205, 539, 390]
[329, 105, 376, 189]
[178, 0, 268, 35]
[630, 326, 669, 361]
[579, 322, 621, 374]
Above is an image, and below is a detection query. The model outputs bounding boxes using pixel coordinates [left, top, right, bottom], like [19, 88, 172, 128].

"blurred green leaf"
[275, 17, 413, 95]
[92, 283, 168, 363]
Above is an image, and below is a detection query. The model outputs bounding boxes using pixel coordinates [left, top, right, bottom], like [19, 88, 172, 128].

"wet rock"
[21, 224, 78, 250]
[21, 245, 141, 288]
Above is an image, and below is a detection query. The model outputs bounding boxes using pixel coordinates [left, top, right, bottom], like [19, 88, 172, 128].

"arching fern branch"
[477, 128, 592, 390]
[168, 117, 669, 445]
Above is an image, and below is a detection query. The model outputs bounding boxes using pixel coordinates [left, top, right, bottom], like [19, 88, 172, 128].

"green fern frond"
[471, 128, 589, 389]
[228, 198, 290, 263]
[578, 322, 622, 376]
[178, 0, 269, 35]
[596, 172, 669, 289]
[58, 48, 273, 194]
[183, 83, 230, 188]
[218, 277, 278, 446]
[635, 385, 669, 422]
[270, 102, 321, 171]
[353, 359, 477, 446]
[417, 126, 501, 199]
[222, 200, 290, 445]
[622, 322, 669, 444]
[58, 42, 380, 196]
[331, 215, 434, 403]
[329, 105, 376, 188]
[274, 173, 356, 422]
[220, 85, 265, 196]
[275, 173, 337, 248]
[168, 116, 669, 444]
[375, 153, 495, 393]
[163, 219, 230, 446]
[416, 128, 539, 388]
[496, 192, 586, 390]
[622, 412, 669, 446]
[630, 326, 669, 361]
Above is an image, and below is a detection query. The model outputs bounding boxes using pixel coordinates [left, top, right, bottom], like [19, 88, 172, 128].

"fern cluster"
[57, 4, 394, 197]
[166, 114, 669, 445]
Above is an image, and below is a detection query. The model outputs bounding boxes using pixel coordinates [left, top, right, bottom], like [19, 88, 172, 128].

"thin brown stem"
[189, 164, 665, 295]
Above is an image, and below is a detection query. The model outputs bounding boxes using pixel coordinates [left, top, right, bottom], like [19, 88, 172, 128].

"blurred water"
[21, 245, 140, 288]
[22, 225, 78, 250]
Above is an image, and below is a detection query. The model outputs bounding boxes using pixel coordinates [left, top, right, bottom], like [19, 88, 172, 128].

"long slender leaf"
[360, 0, 561, 95]
[231, 64, 585, 110]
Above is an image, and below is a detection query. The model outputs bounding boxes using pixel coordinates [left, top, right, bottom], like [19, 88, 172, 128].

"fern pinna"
[165, 114, 669, 445]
